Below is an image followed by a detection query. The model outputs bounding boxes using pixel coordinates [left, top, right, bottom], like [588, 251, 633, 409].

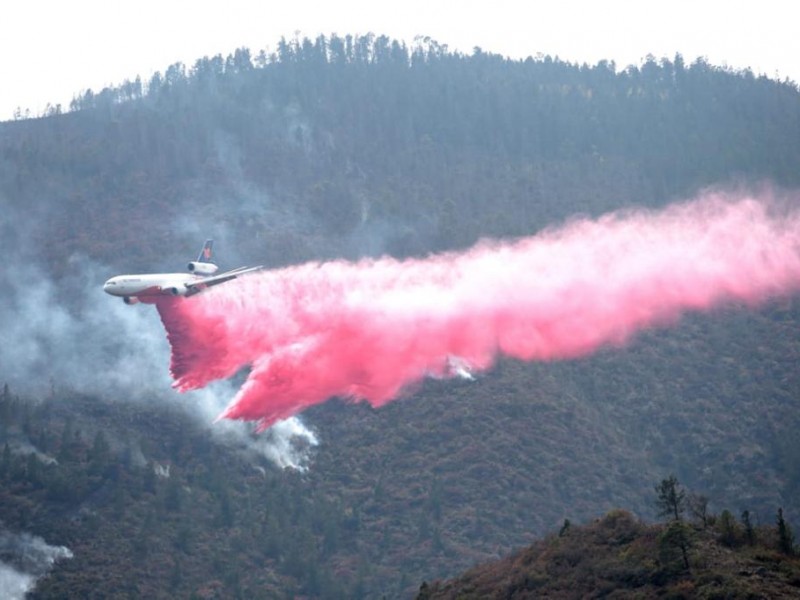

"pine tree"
[741, 510, 756, 545]
[717, 510, 739, 547]
[688, 493, 710, 528]
[777, 508, 795, 556]
[658, 521, 692, 572]
[89, 431, 111, 476]
[655, 475, 686, 522]
[164, 476, 183, 512]
[0, 443, 11, 479]
[0, 383, 10, 427]
[655, 475, 693, 572]
[559, 519, 571, 537]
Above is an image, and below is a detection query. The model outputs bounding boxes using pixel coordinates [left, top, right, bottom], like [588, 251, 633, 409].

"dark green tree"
[0, 383, 10, 427]
[658, 520, 692, 572]
[169, 559, 183, 591]
[777, 508, 795, 556]
[88, 431, 111, 476]
[57, 419, 75, 463]
[0, 443, 10, 479]
[217, 487, 234, 527]
[655, 475, 686, 522]
[717, 509, 739, 547]
[418, 581, 431, 599]
[111, 482, 126, 519]
[164, 475, 183, 512]
[559, 518, 571, 537]
[142, 464, 157, 494]
[25, 453, 42, 487]
[741, 509, 756, 545]
[688, 492, 710, 528]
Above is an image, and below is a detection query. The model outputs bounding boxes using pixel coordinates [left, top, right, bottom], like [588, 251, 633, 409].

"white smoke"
[6, 437, 58, 465]
[0, 563, 34, 600]
[0, 528, 73, 600]
[259, 415, 320, 470]
[0, 257, 319, 471]
[191, 381, 319, 471]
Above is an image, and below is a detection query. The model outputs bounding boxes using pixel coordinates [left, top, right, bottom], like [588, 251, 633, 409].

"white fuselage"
[103, 273, 201, 298]
[104, 243, 259, 304]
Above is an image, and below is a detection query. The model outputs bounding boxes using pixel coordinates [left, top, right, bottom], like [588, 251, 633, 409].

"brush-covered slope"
[419, 510, 800, 599]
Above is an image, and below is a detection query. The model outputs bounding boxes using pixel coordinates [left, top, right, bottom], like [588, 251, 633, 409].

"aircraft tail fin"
[187, 240, 218, 275]
[197, 239, 214, 263]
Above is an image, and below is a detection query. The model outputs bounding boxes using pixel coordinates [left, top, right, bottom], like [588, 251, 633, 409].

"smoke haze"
[0, 260, 317, 471]
[0, 528, 72, 600]
[156, 192, 800, 430]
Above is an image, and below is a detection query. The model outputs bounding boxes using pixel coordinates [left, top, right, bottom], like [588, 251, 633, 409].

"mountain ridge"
[0, 34, 799, 597]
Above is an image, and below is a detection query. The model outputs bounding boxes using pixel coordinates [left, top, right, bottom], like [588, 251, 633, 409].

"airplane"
[103, 239, 262, 304]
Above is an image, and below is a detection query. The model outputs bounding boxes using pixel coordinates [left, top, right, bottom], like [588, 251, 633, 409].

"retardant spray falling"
[156, 193, 800, 430]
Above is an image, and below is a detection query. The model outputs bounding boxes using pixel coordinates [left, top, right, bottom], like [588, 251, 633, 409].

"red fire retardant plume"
[156, 193, 800, 430]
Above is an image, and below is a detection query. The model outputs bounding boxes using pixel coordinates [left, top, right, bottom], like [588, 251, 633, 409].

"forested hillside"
[4, 35, 800, 271]
[1, 35, 799, 598]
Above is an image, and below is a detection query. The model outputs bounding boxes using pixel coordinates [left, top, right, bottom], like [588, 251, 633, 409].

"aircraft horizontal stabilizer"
[185, 266, 264, 295]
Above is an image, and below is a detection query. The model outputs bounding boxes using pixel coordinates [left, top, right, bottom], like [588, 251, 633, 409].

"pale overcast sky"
[0, 0, 796, 121]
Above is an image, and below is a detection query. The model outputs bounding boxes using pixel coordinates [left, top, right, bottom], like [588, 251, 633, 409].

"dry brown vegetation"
[420, 509, 800, 599]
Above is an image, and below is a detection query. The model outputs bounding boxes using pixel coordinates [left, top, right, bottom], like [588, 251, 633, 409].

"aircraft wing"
[185, 266, 263, 296]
